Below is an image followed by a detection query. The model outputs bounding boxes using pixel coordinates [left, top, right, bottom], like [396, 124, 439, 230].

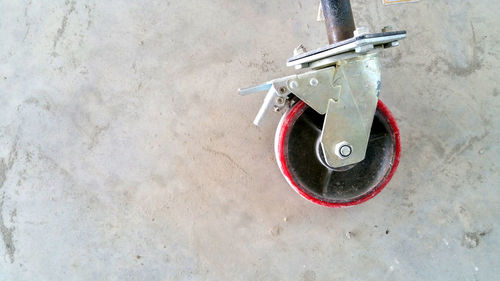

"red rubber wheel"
[275, 100, 401, 207]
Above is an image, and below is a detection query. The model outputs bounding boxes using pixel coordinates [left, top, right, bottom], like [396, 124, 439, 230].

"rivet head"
[289, 80, 299, 90]
[309, 78, 319, 87]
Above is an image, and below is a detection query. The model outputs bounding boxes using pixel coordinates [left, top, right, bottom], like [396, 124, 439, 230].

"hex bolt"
[335, 141, 353, 159]
[382, 25, 393, 33]
[339, 145, 352, 157]
[289, 80, 299, 90]
[353, 26, 369, 37]
[293, 44, 307, 56]
[279, 87, 287, 94]
[276, 97, 285, 104]
[309, 78, 319, 87]
[383, 41, 399, 49]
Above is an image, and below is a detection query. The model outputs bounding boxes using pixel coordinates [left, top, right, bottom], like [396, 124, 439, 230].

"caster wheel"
[275, 100, 401, 207]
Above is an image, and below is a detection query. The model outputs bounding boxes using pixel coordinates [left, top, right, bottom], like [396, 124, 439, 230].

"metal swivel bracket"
[240, 51, 382, 168]
[239, 27, 405, 168]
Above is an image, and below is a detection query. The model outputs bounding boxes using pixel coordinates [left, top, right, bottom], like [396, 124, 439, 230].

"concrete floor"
[0, 0, 499, 280]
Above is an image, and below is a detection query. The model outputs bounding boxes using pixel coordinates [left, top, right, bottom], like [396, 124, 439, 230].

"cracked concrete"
[0, 0, 499, 280]
[202, 146, 249, 176]
[0, 196, 16, 264]
[52, 0, 76, 55]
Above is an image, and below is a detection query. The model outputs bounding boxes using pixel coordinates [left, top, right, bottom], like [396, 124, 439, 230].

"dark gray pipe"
[320, 0, 356, 44]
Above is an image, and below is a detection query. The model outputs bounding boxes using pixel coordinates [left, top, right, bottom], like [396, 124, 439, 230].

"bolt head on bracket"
[335, 141, 353, 159]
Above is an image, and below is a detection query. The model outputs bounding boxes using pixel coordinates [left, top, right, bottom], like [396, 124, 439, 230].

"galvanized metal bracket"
[239, 52, 381, 168]
[319, 53, 380, 167]
[287, 30, 406, 70]
[272, 67, 339, 115]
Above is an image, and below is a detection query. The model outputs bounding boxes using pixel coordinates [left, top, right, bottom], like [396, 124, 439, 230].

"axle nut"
[339, 145, 352, 157]
[334, 141, 353, 159]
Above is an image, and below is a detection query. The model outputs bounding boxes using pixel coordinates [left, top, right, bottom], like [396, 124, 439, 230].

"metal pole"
[320, 0, 356, 44]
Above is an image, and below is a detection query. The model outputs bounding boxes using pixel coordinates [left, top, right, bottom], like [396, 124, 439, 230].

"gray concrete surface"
[0, 0, 499, 280]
